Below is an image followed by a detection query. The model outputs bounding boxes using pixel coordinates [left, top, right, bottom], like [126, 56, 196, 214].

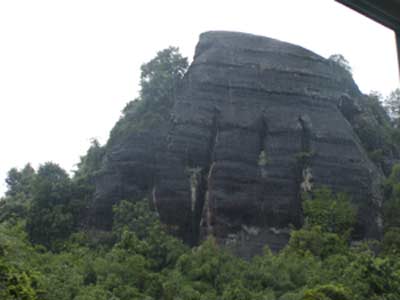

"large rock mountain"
[90, 31, 385, 256]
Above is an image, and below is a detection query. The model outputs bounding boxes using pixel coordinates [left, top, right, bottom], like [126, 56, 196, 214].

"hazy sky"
[0, 0, 398, 196]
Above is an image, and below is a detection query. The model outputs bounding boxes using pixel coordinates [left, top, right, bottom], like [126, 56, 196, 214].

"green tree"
[26, 162, 75, 249]
[221, 280, 252, 300]
[302, 188, 356, 237]
[113, 199, 158, 239]
[0, 222, 44, 300]
[140, 46, 188, 106]
[302, 284, 352, 300]
[384, 164, 400, 229]
[246, 246, 321, 298]
[72, 139, 105, 227]
[73, 285, 109, 300]
[113, 199, 187, 271]
[341, 248, 400, 299]
[0, 164, 36, 223]
[5, 164, 35, 197]
[286, 226, 347, 259]
[287, 188, 356, 259]
[385, 88, 400, 122]
[0, 193, 30, 224]
[73, 139, 104, 182]
[382, 227, 400, 255]
[0, 263, 40, 300]
[109, 47, 188, 142]
[174, 237, 248, 296]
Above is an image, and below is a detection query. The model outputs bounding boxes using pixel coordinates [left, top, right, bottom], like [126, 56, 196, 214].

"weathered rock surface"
[91, 31, 385, 256]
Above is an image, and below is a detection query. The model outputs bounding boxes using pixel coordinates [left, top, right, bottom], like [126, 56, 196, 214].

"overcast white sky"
[0, 0, 398, 196]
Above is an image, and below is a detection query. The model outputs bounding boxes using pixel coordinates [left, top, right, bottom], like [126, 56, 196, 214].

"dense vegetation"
[2, 164, 400, 300]
[2, 49, 400, 299]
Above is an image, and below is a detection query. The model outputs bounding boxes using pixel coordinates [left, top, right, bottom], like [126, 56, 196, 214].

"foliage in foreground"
[2, 181, 400, 300]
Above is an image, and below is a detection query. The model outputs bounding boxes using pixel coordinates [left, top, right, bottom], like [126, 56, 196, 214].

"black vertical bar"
[397, 31, 400, 80]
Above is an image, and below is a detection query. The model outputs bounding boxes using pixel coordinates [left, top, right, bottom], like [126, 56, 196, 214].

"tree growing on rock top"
[328, 54, 352, 74]
[109, 46, 188, 142]
[140, 46, 188, 106]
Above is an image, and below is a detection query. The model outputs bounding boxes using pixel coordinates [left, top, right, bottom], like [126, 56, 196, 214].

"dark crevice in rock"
[193, 110, 219, 245]
[295, 115, 314, 227]
[257, 116, 270, 227]
[257, 117, 269, 181]
[258, 117, 268, 154]
[298, 116, 312, 154]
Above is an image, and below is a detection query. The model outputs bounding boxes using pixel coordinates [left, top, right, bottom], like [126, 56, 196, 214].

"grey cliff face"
[91, 31, 384, 256]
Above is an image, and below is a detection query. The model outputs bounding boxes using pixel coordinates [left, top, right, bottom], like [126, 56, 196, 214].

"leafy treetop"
[109, 46, 188, 143]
